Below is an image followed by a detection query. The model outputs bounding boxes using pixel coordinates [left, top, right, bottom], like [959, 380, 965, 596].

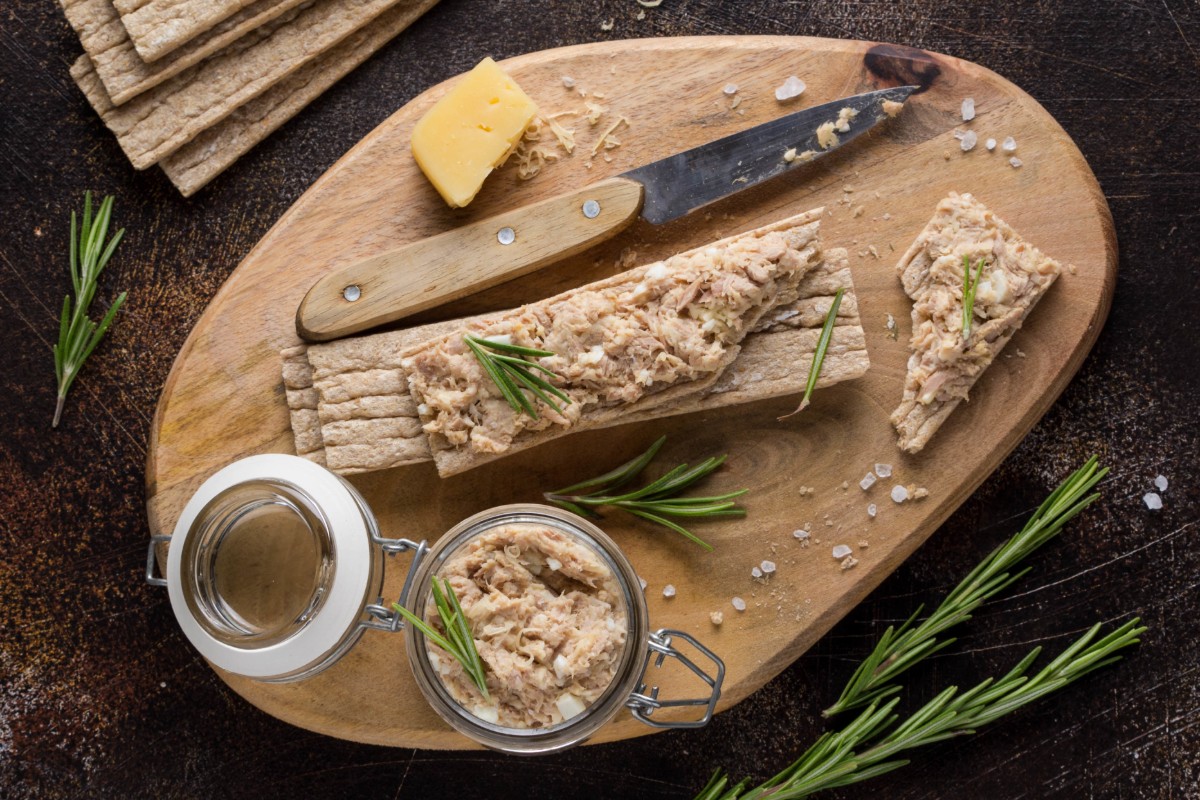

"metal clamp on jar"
[146, 454, 724, 753]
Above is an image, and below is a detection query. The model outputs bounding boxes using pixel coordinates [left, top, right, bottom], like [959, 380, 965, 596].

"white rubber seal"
[166, 454, 373, 680]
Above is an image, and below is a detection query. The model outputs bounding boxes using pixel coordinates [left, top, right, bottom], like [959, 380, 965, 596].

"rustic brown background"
[2, 1, 1198, 798]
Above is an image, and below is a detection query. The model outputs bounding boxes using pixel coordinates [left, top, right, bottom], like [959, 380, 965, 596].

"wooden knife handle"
[295, 176, 645, 341]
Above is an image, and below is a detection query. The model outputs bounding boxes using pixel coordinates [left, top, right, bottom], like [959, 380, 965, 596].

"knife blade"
[297, 85, 917, 341]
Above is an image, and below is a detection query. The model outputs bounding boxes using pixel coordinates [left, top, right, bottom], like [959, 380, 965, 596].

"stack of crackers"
[61, 0, 440, 196]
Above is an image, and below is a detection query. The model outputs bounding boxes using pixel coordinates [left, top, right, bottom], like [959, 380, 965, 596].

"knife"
[296, 85, 917, 341]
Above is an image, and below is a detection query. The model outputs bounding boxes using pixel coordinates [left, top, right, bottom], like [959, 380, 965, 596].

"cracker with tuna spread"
[891, 192, 1065, 454]
[403, 210, 823, 476]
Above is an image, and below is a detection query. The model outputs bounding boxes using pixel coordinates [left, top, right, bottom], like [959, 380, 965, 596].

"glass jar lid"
[165, 455, 377, 680]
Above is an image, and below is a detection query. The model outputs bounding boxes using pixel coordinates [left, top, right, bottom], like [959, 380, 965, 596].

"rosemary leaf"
[465, 334, 570, 419]
[394, 576, 490, 699]
[544, 436, 746, 550]
[961, 254, 986, 340]
[823, 456, 1108, 717]
[779, 288, 844, 419]
[52, 192, 128, 428]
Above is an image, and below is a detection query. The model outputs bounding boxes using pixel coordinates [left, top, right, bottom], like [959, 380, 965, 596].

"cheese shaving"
[591, 115, 630, 156]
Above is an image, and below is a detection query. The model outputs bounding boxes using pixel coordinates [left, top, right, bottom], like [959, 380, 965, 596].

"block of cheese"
[411, 57, 538, 207]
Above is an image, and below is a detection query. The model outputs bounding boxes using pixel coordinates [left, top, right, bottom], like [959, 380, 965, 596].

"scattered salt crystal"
[662, 584, 676, 598]
[562, 76, 575, 88]
[1009, 157, 1023, 168]
[761, 560, 777, 575]
[986, 138, 997, 151]
[961, 97, 976, 121]
[775, 75, 806, 102]
[751, 566, 763, 578]
[1154, 475, 1169, 491]
[875, 463, 893, 478]
[960, 130, 978, 151]
[953, 129, 967, 140]
[793, 529, 811, 541]
[832, 544, 853, 559]
[710, 611, 724, 625]
[1143, 493, 1162, 511]
[860, 472, 877, 491]
[867, 503, 877, 518]
[1002, 136, 1017, 152]
[723, 82, 739, 96]
[731, 596, 747, 612]
[891, 485, 909, 503]
[638, 577, 647, 591]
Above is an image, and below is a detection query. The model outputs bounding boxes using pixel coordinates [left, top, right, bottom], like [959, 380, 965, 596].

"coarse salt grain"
[875, 463, 893, 478]
[638, 577, 647, 591]
[723, 83, 739, 96]
[793, 529, 810, 540]
[1002, 136, 1017, 152]
[961, 130, 978, 151]
[562, 76, 575, 88]
[731, 597, 747, 611]
[891, 485, 909, 503]
[761, 560, 776, 574]
[986, 137, 997, 151]
[775, 76, 806, 101]
[1009, 157, 1023, 168]
[751, 566, 763, 578]
[662, 584, 676, 598]
[961, 97, 976, 121]
[832, 544, 853, 559]
[860, 472, 877, 490]
[867, 503, 877, 518]
[1155, 475, 1169, 491]
[1143, 493, 1162, 511]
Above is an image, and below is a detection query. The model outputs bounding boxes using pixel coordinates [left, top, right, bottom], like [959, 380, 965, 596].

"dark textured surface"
[1, 1, 1198, 798]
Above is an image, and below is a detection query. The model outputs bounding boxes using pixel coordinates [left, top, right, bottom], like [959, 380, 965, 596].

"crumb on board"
[710, 611, 724, 626]
[840, 556, 859, 571]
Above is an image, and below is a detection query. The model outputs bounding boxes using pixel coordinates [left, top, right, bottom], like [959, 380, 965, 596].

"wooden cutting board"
[146, 36, 1115, 748]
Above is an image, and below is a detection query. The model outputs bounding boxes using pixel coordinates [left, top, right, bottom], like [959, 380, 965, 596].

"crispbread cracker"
[71, 0, 409, 169]
[410, 211, 823, 477]
[283, 246, 866, 474]
[60, 0, 313, 106]
[158, 0, 439, 195]
[115, 0, 261, 62]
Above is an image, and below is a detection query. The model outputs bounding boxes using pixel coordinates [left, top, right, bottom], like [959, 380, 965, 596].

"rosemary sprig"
[696, 619, 1146, 800]
[393, 576, 490, 699]
[822, 456, 1108, 717]
[544, 436, 746, 551]
[779, 288, 844, 419]
[961, 254, 986, 340]
[464, 334, 570, 420]
[52, 192, 128, 428]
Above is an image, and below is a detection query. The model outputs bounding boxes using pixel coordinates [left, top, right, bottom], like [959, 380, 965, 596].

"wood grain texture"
[3, 0, 1197, 797]
[145, 36, 1115, 749]
[297, 176, 646, 339]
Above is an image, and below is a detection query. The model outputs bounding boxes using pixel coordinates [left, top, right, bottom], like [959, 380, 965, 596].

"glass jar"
[148, 454, 724, 752]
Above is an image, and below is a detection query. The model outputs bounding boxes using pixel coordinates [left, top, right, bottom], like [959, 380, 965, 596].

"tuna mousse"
[423, 522, 629, 728]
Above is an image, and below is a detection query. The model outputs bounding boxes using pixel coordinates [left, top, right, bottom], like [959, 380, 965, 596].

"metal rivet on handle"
[582, 199, 601, 219]
[497, 226, 516, 245]
[343, 285, 361, 302]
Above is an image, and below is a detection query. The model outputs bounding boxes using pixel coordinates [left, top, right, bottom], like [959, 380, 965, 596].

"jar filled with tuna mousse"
[147, 454, 724, 754]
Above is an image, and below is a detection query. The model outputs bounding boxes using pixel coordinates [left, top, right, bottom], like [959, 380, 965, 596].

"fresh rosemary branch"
[393, 576, 490, 699]
[822, 455, 1108, 717]
[464, 334, 570, 420]
[961, 254, 986, 340]
[696, 619, 1146, 800]
[779, 288, 844, 419]
[52, 192, 128, 428]
[544, 435, 747, 551]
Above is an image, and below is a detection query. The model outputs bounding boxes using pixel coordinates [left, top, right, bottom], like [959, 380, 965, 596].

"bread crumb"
[840, 556, 859, 570]
[710, 611, 724, 625]
[816, 122, 839, 149]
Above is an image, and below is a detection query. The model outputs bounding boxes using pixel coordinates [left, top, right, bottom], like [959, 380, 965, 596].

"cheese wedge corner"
[411, 57, 538, 208]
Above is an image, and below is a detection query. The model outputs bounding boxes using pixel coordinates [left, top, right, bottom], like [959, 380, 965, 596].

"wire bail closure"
[361, 532, 429, 632]
[627, 628, 725, 729]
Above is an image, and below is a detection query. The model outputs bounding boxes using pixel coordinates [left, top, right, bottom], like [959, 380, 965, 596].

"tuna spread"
[426, 523, 628, 728]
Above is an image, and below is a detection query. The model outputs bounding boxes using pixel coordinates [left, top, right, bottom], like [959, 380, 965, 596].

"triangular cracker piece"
[891, 192, 1064, 454]
[404, 209, 823, 476]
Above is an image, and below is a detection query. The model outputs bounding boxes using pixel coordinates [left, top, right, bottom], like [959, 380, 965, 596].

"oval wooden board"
[147, 36, 1115, 748]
